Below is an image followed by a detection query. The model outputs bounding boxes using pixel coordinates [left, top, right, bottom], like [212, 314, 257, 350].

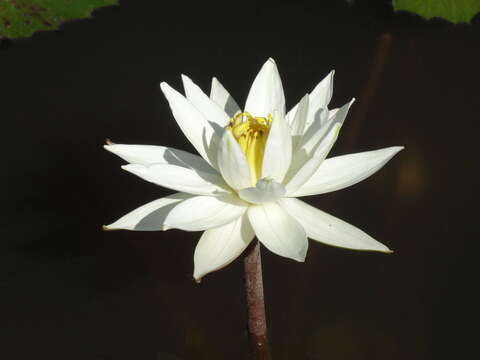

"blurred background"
[1, 0, 478, 359]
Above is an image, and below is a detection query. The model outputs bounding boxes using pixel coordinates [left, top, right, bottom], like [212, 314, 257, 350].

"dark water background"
[1, 1, 478, 359]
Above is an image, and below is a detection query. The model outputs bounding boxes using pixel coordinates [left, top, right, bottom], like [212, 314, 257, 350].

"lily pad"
[0, 0, 117, 39]
[393, 0, 480, 24]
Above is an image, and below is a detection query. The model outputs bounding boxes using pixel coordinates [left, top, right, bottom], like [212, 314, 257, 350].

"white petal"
[261, 111, 292, 183]
[160, 82, 220, 167]
[210, 77, 241, 118]
[280, 198, 391, 252]
[285, 122, 342, 195]
[122, 163, 230, 196]
[182, 75, 230, 129]
[285, 99, 354, 187]
[217, 130, 252, 190]
[299, 98, 354, 157]
[328, 107, 339, 119]
[104, 193, 192, 231]
[289, 94, 309, 151]
[244, 58, 285, 118]
[304, 69, 335, 129]
[248, 202, 308, 262]
[291, 147, 404, 197]
[239, 178, 286, 204]
[104, 144, 216, 173]
[164, 194, 247, 231]
[286, 70, 335, 132]
[193, 213, 254, 281]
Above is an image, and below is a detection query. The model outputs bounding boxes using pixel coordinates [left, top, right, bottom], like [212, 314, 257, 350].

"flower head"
[104, 58, 403, 281]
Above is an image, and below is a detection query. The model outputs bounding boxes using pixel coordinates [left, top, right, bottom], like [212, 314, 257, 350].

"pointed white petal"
[217, 129, 252, 190]
[164, 194, 247, 231]
[160, 82, 220, 167]
[291, 147, 404, 197]
[280, 198, 391, 252]
[104, 193, 192, 231]
[104, 144, 216, 172]
[244, 58, 285, 118]
[210, 77, 241, 118]
[285, 99, 354, 187]
[193, 213, 254, 281]
[182, 75, 230, 129]
[328, 107, 339, 119]
[304, 70, 335, 129]
[261, 111, 292, 183]
[286, 70, 335, 132]
[248, 202, 308, 262]
[122, 163, 230, 196]
[285, 122, 342, 195]
[300, 98, 354, 157]
[239, 178, 286, 204]
[289, 94, 309, 151]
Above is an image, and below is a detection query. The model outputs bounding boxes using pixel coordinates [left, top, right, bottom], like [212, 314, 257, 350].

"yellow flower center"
[227, 112, 272, 186]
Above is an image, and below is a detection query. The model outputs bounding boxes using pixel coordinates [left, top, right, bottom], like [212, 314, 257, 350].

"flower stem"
[244, 240, 272, 360]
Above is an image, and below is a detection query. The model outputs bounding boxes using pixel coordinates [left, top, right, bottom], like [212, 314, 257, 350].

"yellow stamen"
[227, 112, 272, 186]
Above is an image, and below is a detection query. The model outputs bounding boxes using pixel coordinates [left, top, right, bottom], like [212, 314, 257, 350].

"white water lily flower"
[104, 58, 403, 282]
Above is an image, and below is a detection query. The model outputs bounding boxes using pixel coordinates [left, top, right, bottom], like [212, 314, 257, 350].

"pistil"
[227, 112, 272, 186]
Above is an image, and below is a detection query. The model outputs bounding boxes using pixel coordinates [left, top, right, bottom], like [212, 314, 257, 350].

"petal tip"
[388, 146, 405, 157]
[159, 81, 170, 92]
[121, 164, 144, 174]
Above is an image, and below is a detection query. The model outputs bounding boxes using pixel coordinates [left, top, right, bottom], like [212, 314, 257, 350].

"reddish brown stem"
[244, 240, 271, 360]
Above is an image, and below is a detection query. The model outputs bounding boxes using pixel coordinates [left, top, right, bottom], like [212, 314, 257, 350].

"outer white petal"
[279, 198, 392, 253]
[160, 82, 220, 167]
[261, 111, 292, 183]
[182, 75, 230, 129]
[217, 130, 252, 190]
[122, 163, 230, 196]
[104, 144, 216, 173]
[164, 194, 248, 231]
[286, 70, 335, 131]
[193, 213, 254, 281]
[285, 122, 342, 195]
[290, 146, 404, 197]
[289, 94, 309, 151]
[238, 178, 286, 204]
[244, 58, 285, 118]
[248, 202, 308, 262]
[210, 77, 241, 118]
[104, 193, 192, 231]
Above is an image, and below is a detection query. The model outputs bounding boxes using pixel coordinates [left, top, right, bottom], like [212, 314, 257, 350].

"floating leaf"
[393, 0, 480, 24]
[0, 0, 117, 39]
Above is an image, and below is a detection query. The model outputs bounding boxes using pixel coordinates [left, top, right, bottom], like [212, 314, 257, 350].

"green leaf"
[393, 0, 480, 24]
[0, 0, 117, 39]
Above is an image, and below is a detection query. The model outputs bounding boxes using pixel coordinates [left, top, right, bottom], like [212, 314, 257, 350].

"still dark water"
[1, 1, 478, 359]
